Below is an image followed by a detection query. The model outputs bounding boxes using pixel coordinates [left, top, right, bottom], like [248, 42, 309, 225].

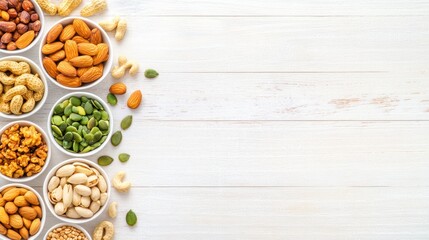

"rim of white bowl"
[0, 183, 46, 240]
[39, 16, 113, 91]
[43, 222, 92, 240]
[0, 56, 49, 119]
[43, 158, 111, 224]
[47, 92, 113, 157]
[0, 0, 45, 54]
[0, 120, 52, 182]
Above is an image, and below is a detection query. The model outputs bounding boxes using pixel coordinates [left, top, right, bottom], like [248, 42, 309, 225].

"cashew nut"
[93, 221, 114, 240]
[111, 56, 139, 79]
[108, 201, 117, 218]
[112, 171, 131, 192]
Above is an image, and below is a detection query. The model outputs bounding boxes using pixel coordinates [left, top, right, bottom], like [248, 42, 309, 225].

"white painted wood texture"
[1, 0, 429, 239]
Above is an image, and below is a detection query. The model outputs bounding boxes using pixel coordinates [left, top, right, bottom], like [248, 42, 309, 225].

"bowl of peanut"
[39, 16, 112, 90]
[0, 183, 46, 240]
[0, 56, 48, 119]
[0, 0, 45, 54]
[0, 120, 51, 183]
[44, 223, 91, 240]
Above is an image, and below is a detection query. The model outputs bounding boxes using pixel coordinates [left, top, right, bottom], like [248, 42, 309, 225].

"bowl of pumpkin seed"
[47, 92, 113, 157]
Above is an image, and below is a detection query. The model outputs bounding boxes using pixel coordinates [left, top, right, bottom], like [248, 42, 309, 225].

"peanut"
[80, 0, 107, 17]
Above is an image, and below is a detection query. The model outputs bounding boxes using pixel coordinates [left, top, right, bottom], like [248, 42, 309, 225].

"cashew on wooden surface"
[112, 171, 132, 192]
[93, 221, 114, 240]
[111, 56, 139, 79]
[108, 201, 117, 218]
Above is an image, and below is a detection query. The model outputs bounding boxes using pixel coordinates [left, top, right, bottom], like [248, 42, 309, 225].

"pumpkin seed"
[119, 153, 130, 163]
[101, 111, 109, 120]
[72, 132, 82, 142]
[52, 115, 63, 125]
[111, 131, 122, 146]
[52, 125, 63, 137]
[98, 120, 109, 131]
[64, 104, 72, 116]
[70, 96, 81, 106]
[54, 104, 64, 114]
[81, 146, 94, 153]
[121, 115, 133, 130]
[98, 155, 114, 166]
[87, 117, 96, 130]
[70, 113, 82, 121]
[144, 69, 159, 79]
[107, 93, 117, 106]
[84, 101, 93, 114]
[126, 210, 137, 226]
[64, 132, 74, 141]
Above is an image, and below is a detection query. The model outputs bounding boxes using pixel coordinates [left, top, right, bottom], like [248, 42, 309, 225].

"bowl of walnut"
[0, 120, 51, 182]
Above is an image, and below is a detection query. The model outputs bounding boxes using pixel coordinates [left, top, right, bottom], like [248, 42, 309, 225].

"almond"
[6, 229, 21, 240]
[69, 55, 93, 68]
[47, 23, 63, 43]
[49, 50, 66, 62]
[42, 57, 59, 79]
[77, 67, 90, 77]
[73, 19, 91, 39]
[90, 28, 102, 45]
[77, 43, 98, 56]
[0, 207, 9, 225]
[95, 63, 104, 72]
[57, 61, 77, 77]
[72, 35, 89, 43]
[1, 187, 14, 196]
[33, 206, 42, 218]
[127, 90, 142, 109]
[64, 40, 78, 60]
[18, 207, 37, 221]
[56, 74, 82, 88]
[93, 43, 109, 65]
[3, 188, 19, 201]
[4, 202, 17, 214]
[0, 222, 5, 235]
[22, 218, 31, 229]
[19, 227, 29, 240]
[59, 24, 75, 42]
[29, 218, 40, 235]
[109, 82, 127, 95]
[42, 42, 64, 55]
[9, 214, 22, 229]
[24, 191, 39, 206]
[15, 30, 34, 49]
[80, 67, 102, 83]
[14, 196, 28, 207]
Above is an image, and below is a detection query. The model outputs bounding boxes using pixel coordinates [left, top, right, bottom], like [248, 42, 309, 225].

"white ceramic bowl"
[47, 92, 113, 157]
[0, 0, 45, 54]
[0, 183, 46, 240]
[43, 223, 92, 240]
[0, 56, 48, 119]
[0, 120, 51, 182]
[43, 158, 111, 224]
[39, 16, 113, 91]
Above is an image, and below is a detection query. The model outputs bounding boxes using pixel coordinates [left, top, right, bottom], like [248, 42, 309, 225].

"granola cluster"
[0, 123, 48, 178]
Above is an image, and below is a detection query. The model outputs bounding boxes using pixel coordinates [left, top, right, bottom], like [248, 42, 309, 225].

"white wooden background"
[1, 0, 429, 239]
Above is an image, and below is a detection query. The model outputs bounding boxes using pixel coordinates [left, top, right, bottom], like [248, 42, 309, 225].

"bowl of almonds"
[43, 158, 111, 224]
[39, 16, 112, 90]
[0, 183, 46, 240]
[0, 0, 45, 54]
[0, 56, 48, 119]
[0, 120, 51, 183]
[44, 223, 91, 240]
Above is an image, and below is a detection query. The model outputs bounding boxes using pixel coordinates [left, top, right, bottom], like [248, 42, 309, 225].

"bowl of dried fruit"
[0, 120, 51, 183]
[43, 222, 91, 240]
[47, 92, 113, 157]
[39, 16, 112, 90]
[0, 0, 45, 54]
[43, 158, 111, 224]
[0, 183, 46, 240]
[0, 56, 48, 119]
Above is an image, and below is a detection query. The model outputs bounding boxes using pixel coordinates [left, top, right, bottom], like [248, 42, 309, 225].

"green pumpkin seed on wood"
[111, 131, 122, 146]
[121, 115, 133, 130]
[98, 155, 114, 166]
[126, 210, 137, 226]
[119, 153, 130, 163]
[144, 69, 159, 79]
[107, 93, 117, 106]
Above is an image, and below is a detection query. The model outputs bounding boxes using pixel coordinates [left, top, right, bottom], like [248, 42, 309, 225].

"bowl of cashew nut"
[0, 56, 48, 119]
[43, 158, 111, 224]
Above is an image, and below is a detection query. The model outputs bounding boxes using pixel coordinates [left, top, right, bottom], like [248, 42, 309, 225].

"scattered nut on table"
[0, 123, 48, 178]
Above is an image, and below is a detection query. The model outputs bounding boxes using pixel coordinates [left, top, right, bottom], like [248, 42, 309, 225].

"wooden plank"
[58, 0, 429, 16]
[26, 17, 429, 72]
[15, 72, 429, 121]
[3, 121, 427, 187]
[37, 187, 429, 240]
